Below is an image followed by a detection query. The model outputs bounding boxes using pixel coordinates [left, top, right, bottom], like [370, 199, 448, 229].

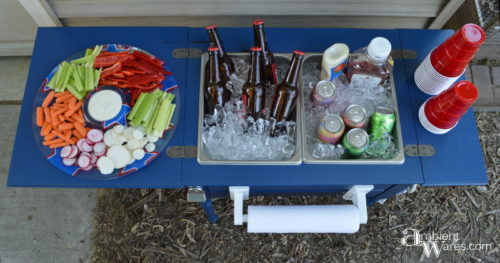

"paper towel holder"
[229, 185, 374, 226]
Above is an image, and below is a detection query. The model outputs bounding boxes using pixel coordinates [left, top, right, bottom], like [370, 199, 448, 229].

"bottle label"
[350, 74, 381, 89]
[328, 58, 348, 81]
[414, 53, 462, 95]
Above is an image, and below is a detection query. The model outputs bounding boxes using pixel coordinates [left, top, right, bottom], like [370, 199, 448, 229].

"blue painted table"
[8, 27, 487, 222]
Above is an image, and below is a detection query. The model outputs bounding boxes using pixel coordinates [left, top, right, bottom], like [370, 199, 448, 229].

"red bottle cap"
[250, 47, 263, 51]
[424, 81, 478, 129]
[205, 24, 217, 30]
[208, 47, 219, 52]
[293, 50, 305, 56]
[430, 24, 485, 77]
[252, 19, 265, 25]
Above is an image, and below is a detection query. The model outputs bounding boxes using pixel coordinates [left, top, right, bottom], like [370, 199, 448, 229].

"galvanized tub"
[300, 53, 405, 164]
[197, 52, 302, 165]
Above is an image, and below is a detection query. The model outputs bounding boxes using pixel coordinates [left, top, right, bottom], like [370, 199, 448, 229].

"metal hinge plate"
[391, 49, 417, 60]
[172, 48, 202, 58]
[404, 144, 435, 157]
[166, 146, 197, 158]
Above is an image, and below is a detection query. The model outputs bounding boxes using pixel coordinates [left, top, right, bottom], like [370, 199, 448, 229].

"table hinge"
[166, 146, 197, 158]
[172, 48, 202, 59]
[391, 49, 417, 60]
[404, 144, 435, 157]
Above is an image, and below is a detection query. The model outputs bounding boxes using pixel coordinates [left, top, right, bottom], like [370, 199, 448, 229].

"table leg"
[198, 187, 219, 223]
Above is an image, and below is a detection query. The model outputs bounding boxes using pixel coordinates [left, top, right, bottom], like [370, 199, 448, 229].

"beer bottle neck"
[207, 28, 226, 57]
[253, 25, 269, 52]
[248, 50, 262, 84]
[284, 53, 303, 86]
[208, 51, 221, 83]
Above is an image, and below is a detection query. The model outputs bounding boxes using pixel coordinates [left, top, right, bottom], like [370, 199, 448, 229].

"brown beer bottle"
[205, 47, 232, 114]
[206, 25, 235, 81]
[242, 47, 266, 118]
[253, 19, 277, 86]
[269, 50, 304, 121]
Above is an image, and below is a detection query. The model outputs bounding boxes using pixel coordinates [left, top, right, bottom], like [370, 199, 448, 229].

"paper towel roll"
[247, 205, 360, 233]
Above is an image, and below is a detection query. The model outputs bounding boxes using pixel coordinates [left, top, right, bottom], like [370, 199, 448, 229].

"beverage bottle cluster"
[204, 20, 303, 126]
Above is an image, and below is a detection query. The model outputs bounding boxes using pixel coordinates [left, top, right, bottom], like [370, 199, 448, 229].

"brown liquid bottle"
[205, 47, 232, 114]
[206, 25, 235, 81]
[242, 47, 266, 118]
[269, 50, 304, 121]
[253, 19, 277, 87]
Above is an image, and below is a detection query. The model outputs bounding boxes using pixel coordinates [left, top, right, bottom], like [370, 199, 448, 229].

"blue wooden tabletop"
[7, 27, 487, 188]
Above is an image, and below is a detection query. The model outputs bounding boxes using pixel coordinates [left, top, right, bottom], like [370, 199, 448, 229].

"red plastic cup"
[430, 24, 485, 77]
[418, 81, 478, 134]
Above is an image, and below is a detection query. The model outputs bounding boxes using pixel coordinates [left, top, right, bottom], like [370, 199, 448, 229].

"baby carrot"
[43, 138, 65, 146]
[54, 91, 69, 97]
[51, 110, 60, 128]
[42, 91, 55, 107]
[49, 142, 70, 149]
[70, 113, 84, 124]
[73, 122, 87, 137]
[43, 107, 51, 124]
[57, 114, 65, 122]
[64, 101, 82, 118]
[59, 123, 73, 130]
[44, 132, 57, 141]
[36, 107, 44, 127]
[41, 122, 53, 136]
[51, 130, 73, 144]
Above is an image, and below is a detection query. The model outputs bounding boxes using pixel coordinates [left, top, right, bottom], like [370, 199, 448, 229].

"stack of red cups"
[414, 24, 485, 95]
[419, 81, 478, 134]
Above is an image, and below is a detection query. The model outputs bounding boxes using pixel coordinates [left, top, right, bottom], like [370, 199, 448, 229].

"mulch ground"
[92, 112, 499, 263]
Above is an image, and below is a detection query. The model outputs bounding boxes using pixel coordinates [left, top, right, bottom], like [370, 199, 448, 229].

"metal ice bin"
[197, 52, 302, 165]
[300, 53, 405, 164]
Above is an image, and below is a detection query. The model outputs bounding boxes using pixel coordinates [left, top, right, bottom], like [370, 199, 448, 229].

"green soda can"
[369, 106, 396, 140]
[342, 128, 369, 157]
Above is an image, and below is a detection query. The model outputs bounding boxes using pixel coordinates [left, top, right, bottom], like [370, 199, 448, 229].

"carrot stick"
[55, 92, 74, 103]
[73, 128, 83, 139]
[43, 138, 65, 146]
[68, 97, 77, 108]
[73, 122, 87, 137]
[54, 91, 70, 97]
[64, 101, 82, 118]
[49, 142, 70, 149]
[43, 107, 51, 124]
[41, 123, 53, 136]
[51, 111, 60, 129]
[42, 91, 55, 107]
[57, 114, 64, 122]
[59, 123, 73, 130]
[36, 107, 44, 127]
[70, 113, 84, 124]
[44, 132, 57, 141]
[51, 130, 72, 144]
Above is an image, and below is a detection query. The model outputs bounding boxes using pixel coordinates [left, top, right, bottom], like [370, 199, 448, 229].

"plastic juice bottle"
[346, 37, 394, 89]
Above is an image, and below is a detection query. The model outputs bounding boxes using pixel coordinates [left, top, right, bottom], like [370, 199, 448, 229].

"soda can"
[342, 128, 369, 157]
[318, 114, 345, 144]
[310, 80, 336, 107]
[369, 106, 396, 140]
[342, 104, 367, 129]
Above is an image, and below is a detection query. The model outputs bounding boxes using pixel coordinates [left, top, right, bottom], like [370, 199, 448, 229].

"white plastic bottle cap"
[367, 37, 392, 61]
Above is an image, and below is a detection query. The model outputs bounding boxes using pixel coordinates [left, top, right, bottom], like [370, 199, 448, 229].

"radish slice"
[145, 143, 156, 152]
[68, 145, 79, 159]
[82, 165, 93, 171]
[107, 145, 131, 169]
[78, 155, 90, 168]
[85, 138, 95, 146]
[104, 130, 121, 147]
[132, 129, 144, 140]
[97, 156, 114, 175]
[81, 140, 93, 152]
[77, 138, 86, 151]
[62, 158, 76, 166]
[94, 150, 106, 157]
[123, 127, 135, 139]
[90, 153, 98, 165]
[146, 134, 159, 143]
[87, 129, 104, 143]
[93, 142, 106, 153]
[80, 152, 91, 159]
[133, 149, 145, 160]
[112, 125, 124, 135]
[60, 146, 72, 158]
[126, 139, 139, 150]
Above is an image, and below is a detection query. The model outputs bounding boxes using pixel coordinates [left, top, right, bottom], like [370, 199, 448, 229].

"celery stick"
[54, 63, 66, 90]
[72, 65, 84, 92]
[60, 63, 74, 91]
[71, 55, 94, 65]
[66, 83, 83, 100]
[129, 94, 158, 126]
[86, 67, 94, 91]
[140, 98, 160, 127]
[164, 104, 176, 135]
[94, 68, 102, 88]
[146, 103, 161, 135]
[85, 48, 92, 57]
[47, 74, 56, 90]
[127, 93, 147, 120]
[152, 100, 170, 137]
